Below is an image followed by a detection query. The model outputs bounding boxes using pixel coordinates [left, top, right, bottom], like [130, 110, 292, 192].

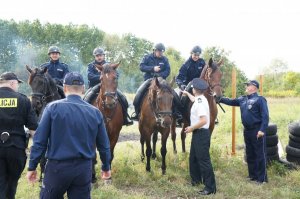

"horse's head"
[200, 58, 223, 98]
[149, 77, 173, 128]
[96, 62, 119, 109]
[26, 65, 57, 114]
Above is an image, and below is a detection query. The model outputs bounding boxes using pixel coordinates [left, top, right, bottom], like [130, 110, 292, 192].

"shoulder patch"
[197, 98, 202, 103]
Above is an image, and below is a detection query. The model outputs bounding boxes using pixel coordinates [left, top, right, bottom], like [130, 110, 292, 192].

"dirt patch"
[118, 133, 140, 142]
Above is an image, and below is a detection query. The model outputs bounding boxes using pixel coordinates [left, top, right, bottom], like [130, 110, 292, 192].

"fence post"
[232, 68, 236, 155]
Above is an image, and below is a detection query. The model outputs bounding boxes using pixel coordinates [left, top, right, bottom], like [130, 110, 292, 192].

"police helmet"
[153, 43, 165, 52]
[48, 46, 60, 55]
[93, 47, 105, 56]
[191, 46, 202, 55]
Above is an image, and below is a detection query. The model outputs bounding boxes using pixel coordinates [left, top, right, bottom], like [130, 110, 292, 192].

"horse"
[171, 58, 223, 153]
[26, 65, 63, 180]
[93, 62, 123, 164]
[139, 77, 174, 174]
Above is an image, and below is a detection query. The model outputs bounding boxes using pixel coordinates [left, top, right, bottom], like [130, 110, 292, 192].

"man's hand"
[257, 131, 264, 139]
[180, 84, 187, 91]
[26, 170, 38, 183]
[101, 170, 111, 180]
[181, 90, 189, 96]
[184, 126, 194, 133]
[154, 66, 161, 72]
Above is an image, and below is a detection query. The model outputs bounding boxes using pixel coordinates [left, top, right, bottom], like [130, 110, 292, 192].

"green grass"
[16, 98, 300, 199]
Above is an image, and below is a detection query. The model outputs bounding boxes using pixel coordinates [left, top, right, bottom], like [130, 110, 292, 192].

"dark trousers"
[0, 147, 27, 199]
[40, 159, 92, 199]
[244, 128, 268, 182]
[189, 129, 216, 192]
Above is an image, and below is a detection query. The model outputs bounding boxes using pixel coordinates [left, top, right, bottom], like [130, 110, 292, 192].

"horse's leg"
[161, 130, 170, 175]
[140, 133, 145, 162]
[145, 135, 152, 172]
[181, 122, 187, 152]
[171, 119, 177, 154]
[152, 131, 158, 159]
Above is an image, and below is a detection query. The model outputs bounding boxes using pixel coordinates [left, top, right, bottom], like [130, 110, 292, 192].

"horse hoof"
[104, 178, 112, 185]
[141, 156, 145, 162]
[162, 170, 166, 175]
[146, 167, 151, 172]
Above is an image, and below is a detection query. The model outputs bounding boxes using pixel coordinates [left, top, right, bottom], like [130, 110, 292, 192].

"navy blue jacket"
[176, 57, 205, 87]
[28, 95, 111, 171]
[87, 60, 107, 88]
[219, 93, 269, 132]
[140, 53, 170, 81]
[40, 60, 69, 83]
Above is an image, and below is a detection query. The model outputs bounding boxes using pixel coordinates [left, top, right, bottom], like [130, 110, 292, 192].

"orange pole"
[259, 75, 263, 96]
[232, 68, 236, 155]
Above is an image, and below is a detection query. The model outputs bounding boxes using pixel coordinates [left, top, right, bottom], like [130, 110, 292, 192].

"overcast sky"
[1, 0, 299, 78]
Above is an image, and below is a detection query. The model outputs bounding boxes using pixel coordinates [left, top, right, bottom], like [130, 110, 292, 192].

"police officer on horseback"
[131, 43, 182, 122]
[84, 47, 133, 126]
[40, 46, 69, 97]
[0, 72, 38, 199]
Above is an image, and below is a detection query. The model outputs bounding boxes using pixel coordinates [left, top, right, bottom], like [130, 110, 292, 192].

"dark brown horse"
[93, 63, 123, 163]
[139, 77, 174, 174]
[172, 58, 223, 153]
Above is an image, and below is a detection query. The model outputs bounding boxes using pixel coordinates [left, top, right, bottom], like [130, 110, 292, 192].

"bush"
[265, 90, 298, 98]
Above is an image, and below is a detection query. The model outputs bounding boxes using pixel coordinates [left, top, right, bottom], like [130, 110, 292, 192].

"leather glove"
[214, 95, 222, 103]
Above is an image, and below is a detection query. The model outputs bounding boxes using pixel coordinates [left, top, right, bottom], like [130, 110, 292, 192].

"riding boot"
[83, 84, 101, 104]
[171, 88, 183, 127]
[117, 90, 133, 126]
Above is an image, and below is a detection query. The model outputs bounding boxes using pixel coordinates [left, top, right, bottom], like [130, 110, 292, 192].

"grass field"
[16, 97, 300, 199]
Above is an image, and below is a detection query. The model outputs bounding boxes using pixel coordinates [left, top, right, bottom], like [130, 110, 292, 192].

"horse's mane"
[149, 78, 173, 93]
[102, 64, 116, 74]
[28, 67, 57, 88]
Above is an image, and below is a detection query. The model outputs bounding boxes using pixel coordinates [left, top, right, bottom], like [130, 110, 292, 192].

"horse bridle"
[204, 66, 222, 96]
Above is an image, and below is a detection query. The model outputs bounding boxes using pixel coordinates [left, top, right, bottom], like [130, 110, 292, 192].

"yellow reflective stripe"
[0, 98, 18, 107]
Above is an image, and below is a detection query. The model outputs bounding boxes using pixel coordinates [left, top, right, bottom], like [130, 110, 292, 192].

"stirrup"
[131, 112, 139, 121]
[215, 118, 219, 125]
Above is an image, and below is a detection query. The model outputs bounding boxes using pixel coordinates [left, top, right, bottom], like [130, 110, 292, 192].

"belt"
[244, 124, 261, 131]
[193, 128, 209, 134]
[48, 158, 91, 163]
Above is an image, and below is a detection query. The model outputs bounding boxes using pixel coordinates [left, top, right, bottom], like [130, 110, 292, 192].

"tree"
[283, 71, 300, 90]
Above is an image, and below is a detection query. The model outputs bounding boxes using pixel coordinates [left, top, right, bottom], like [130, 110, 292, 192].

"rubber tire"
[286, 154, 300, 164]
[286, 145, 300, 158]
[289, 134, 300, 143]
[266, 135, 278, 147]
[288, 122, 300, 136]
[288, 139, 300, 149]
[267, 146, 278, 156]
[266, 123, 277, 136]
[267, 153, 279, 162]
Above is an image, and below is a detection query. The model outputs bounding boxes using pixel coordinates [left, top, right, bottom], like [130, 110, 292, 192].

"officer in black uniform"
[131, 43, 182, 122]
[84, 47, 133, 126]
[218, 80, 269, 184]
[0, 72, 38, 199]
[182, 78, 216, 195]
[40, 46, 69, 97]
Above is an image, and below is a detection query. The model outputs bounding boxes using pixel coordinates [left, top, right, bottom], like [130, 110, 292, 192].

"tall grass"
[16, 98, 300, 199]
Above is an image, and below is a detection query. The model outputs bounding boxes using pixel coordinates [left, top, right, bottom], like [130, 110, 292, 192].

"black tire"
[288, 122, 300, 136]
[289, 134, 300, 143]
[267, 153, 279, 161]
[286, 154, 300, 164]
[266, 123, 277, 136]
[286, 145, 300, 158]
[267, 146, 278, 156]
[288, 139, 300, 149]
[266, 135, 278, 147]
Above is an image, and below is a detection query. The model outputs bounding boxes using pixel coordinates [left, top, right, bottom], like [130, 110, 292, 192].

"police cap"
[191, 78, 208, 90]
[63, 72, 84, 86]
[0, 72, 23, 83]
[244, 80, 259, 89]
[93, 47, 105, 56]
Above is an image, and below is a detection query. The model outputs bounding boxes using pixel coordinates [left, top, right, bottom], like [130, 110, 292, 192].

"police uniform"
[40, 60, 69, 85]
[189, 78, 216, 195]
[219, 80, 269, 183]
[28, 72, 111, 198]
[87, 60, 106, 88]
[0, 72, 38, 199]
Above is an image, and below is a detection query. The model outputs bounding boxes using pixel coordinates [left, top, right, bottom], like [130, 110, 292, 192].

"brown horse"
[139, 77, 174, 174]
[172, 58, 223, 153]
[93, 63, 123, 163]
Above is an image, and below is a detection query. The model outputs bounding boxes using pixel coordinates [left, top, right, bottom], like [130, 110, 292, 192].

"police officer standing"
[218, 80, 269, 184]
[182, 78, 216, 195]
[27, 72, 111, 198]
[0, 72, 38, 199]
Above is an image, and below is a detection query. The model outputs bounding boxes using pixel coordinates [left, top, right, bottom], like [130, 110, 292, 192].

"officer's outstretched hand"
[184, 126, 194, 133]
[257, 131, 264, 138]
[101, 170, 111, 180]
[26, 170, 38, 183]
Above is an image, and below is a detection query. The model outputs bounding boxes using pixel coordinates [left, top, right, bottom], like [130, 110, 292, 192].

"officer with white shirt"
[182, 78, 216, 195]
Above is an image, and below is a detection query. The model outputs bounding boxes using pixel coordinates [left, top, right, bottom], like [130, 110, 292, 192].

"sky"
[1, 0, 300, 78]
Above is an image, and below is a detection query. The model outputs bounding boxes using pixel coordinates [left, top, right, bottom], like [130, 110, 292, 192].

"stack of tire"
[286, 122, 300, 164]
[266, 123, 280, 162]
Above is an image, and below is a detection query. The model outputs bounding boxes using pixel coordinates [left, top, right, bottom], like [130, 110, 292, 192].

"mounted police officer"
[131, 43, 182, 121]
[0, 72, 38, 199]
[40, 46, 69, 97]
[182, 78, 216, 195]
[218, 80, 269, 184]
[84, 47, 133, 126]
[27, 72, 111, 198]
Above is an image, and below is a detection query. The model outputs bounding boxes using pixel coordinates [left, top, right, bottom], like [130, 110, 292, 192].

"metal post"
[232, 68, 236, 155]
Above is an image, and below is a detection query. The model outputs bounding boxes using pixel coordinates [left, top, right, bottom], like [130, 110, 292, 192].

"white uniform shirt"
[190, 95, 210, 129]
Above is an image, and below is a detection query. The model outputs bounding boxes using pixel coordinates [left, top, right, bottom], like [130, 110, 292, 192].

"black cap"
[191, 78, 208, 90]
[0, 72, 23, 83]
[244, 80, 259, 89]
[63, 72, 84, 86]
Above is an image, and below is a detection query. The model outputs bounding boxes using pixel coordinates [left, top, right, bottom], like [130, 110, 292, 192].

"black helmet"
[153, 43, 165, 52]
[191, 46, 202, 55]
[93, 47, 105, 56]
[48, 46, 60, 55]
